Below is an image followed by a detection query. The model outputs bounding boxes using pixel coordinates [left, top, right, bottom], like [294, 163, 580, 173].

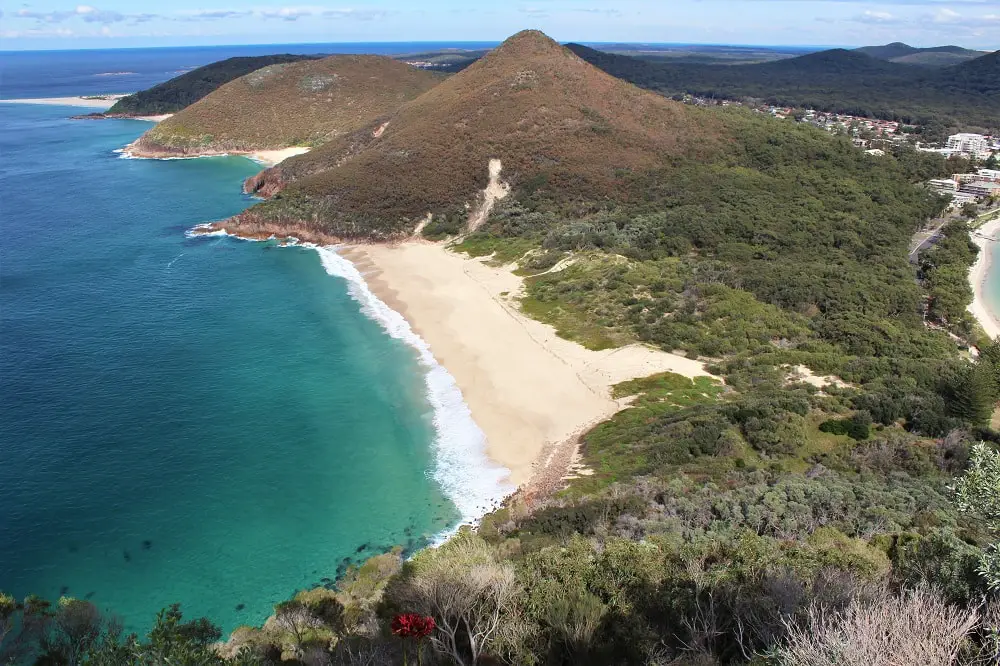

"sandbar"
[1, 95, 126, 109]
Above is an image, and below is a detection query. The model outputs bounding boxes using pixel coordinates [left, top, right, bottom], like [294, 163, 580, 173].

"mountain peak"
[489, 29, 565, 59]
[232, 28, 720, 242]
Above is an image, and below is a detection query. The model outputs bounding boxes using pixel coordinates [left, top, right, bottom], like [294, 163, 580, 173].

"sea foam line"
[116, 148, 232, 161]
[313, 247, 514, 540]
[187, 225, 514, 540]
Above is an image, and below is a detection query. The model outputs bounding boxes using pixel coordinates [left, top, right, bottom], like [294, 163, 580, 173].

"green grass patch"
[612, 372, 725, 405]
[450, 234, 538, 265]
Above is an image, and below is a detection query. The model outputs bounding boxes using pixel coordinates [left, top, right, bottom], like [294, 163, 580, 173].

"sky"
[0, 0, 998, 51]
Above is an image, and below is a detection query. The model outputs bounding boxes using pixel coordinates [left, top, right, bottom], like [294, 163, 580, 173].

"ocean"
[989, 240, 1000, 321]
[0, 47, 508, 634]
[0, 43, 501, 100]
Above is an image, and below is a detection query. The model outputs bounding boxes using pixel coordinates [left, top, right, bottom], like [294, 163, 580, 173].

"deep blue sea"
[0, 47, 508, 634]
[0, 43, 501, 99]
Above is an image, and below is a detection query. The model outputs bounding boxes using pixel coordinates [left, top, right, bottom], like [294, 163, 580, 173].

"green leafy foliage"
[920, 220, 980, 334]
[955, 443, 1000, 590]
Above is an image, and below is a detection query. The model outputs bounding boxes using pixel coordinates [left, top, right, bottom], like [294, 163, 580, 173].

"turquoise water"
[0, 104, 494, 632]
[988, 241, 1000, 319]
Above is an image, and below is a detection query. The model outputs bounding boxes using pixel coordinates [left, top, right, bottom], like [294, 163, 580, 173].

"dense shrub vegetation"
[568, 44, 1000, 132]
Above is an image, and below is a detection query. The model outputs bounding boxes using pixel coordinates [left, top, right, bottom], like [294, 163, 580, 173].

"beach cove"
[969, 216, 1000, 341]
[0, 103, 466, 633]
[341, 243, 711, 492]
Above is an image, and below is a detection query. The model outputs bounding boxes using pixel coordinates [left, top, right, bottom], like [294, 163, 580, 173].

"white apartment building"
[928, 178, 958, 193]
[946, 133, 991, 157]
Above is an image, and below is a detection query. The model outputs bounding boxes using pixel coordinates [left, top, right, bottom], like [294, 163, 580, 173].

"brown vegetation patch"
[245, 30, 728, 241]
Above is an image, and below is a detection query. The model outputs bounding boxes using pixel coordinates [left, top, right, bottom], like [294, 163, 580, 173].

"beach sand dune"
[344, 242, 710, 488]
[969, 217, 1000, 341]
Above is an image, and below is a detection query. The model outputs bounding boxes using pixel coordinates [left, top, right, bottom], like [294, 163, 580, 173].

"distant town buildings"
[930, 167, 1000, 209]
[928, 178, 958, 194]
[946, 133, 991, 158]
[963, 181, 1000, 198]
[670, 92, 999, 170]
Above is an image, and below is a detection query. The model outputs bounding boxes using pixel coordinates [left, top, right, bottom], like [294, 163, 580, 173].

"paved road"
[908, 217, 951, 264]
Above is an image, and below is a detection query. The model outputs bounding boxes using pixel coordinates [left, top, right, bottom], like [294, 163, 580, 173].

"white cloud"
[2, 26, 76, 37]
[15, 5, 155, 24]
[175, 9, 254, 21]
[255, 6, 387, 21]
[857, 10, 898, 24]
[933, 7, 962, 22]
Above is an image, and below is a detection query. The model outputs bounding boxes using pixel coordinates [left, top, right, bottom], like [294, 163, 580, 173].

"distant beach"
[120, 144, 308, 164]
[969, 217, 1000, 341]
[0, 97, 176, 123]
[249, 147, 311, 166]
[1, 95, 126, 109]
[343, 242, 710, 490]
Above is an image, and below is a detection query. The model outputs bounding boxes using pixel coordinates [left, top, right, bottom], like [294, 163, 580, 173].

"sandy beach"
[249, 147, 311, 166]
[131, 114, 173, 122]
[343, 242, 710, 489]
[969, 217, 1000, 341]
[1, 95, 126, 109]
[122, 144, 308, 165]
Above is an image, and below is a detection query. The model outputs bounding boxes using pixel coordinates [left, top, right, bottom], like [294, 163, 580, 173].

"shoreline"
[121, 144, 309, 167]
[190, 224, 710, 502]
[968, 217, 1000, 341]
[341, 242, 710, 490]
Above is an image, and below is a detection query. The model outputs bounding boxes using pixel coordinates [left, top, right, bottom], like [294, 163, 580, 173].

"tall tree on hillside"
[955, 443, 1000, 591]
[948, 365, 998, 427]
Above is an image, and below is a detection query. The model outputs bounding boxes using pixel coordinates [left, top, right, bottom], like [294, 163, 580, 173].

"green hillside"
[856, 42, 988, 66]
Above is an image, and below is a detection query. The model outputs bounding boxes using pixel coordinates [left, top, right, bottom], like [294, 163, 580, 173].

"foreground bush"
[778, 587, 978, 666]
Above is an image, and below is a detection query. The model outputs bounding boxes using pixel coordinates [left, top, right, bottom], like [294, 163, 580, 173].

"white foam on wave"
[184, 223, 240, 239]
[312, 246, 514, 538]
[186, 224, 514, 539]
[115, 146, 232, 161]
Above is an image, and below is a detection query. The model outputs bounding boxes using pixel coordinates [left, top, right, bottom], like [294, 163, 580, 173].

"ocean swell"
[313, 247, 514, 538]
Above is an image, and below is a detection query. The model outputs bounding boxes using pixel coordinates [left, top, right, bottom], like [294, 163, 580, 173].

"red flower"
[392, 613, 436, 639]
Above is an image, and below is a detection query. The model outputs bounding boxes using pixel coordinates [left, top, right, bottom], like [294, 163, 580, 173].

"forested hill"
[131, 56, 442, 157]
[855, 42, 988, 66]
[567, 43, 1000, 131]
[105, 54, 319, 116]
